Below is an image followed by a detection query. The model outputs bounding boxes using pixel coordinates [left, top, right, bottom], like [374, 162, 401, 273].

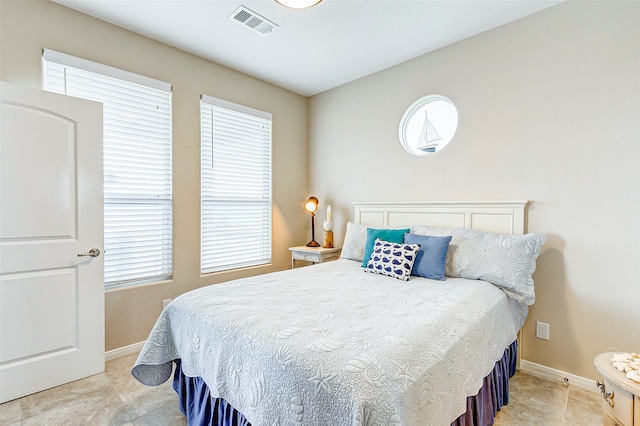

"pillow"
[364, 239, 420, 281]
[403, 233, 452, 280]
[411, 225, 545, 305]
[361, 227, 410, 267]
[340, 222, 368, 261]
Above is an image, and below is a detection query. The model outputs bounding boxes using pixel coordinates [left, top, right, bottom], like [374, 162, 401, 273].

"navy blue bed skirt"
[451, 340, 517, 426]
[172, 340, 517, 426]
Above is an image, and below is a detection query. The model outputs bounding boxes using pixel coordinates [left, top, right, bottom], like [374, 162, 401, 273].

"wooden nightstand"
[289, 246, 341, 268]
[594, 352, 640, 426]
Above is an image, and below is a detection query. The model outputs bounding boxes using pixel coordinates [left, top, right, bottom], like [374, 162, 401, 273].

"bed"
[132, 201, 545, 426]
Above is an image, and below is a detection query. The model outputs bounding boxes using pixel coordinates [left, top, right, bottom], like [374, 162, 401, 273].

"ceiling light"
[275, 0, 322, 9]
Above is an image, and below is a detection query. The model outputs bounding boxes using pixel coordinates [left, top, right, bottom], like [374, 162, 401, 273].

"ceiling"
[53, 0, 563, 97]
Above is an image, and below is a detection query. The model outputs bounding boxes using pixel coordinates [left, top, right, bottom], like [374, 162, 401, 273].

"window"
[398, 94, 458, 156]
[44, 49, 173, 288]
[200, 95, 272, 273]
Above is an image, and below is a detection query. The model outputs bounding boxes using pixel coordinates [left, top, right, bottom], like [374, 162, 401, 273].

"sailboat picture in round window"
[398, 95, 458, 156]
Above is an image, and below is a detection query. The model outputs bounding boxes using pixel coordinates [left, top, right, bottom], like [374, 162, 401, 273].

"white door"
[0, 82, 104, 403]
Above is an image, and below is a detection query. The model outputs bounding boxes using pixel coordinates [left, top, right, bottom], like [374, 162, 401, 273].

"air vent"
[230, 6, 278, 35]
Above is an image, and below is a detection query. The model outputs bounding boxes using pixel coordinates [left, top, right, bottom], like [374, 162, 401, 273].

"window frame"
[43, 49, 173, 289]
[200, 94, 273, 274]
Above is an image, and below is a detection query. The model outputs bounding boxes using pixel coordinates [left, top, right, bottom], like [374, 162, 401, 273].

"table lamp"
[304, 196, 320, 247]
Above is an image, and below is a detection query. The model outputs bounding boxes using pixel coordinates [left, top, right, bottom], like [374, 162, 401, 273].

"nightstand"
[594, 352, 640, 426]
[289, 246, 341, 268]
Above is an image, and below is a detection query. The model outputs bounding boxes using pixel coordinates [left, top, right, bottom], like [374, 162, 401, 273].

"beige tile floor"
[1, 352, 603, 426]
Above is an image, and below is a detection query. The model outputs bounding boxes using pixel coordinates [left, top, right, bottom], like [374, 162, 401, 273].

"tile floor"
[1, 352, 603, 426]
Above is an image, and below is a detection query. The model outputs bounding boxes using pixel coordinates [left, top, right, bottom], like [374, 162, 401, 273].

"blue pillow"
[361, 228, 410, 267]
[403, 233, 452, 280]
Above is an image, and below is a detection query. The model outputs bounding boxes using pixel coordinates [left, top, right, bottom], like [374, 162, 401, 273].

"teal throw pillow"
[361, 227, 410, 267]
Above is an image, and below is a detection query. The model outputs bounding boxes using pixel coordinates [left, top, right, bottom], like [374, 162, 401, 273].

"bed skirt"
[172, 340, 517, 426]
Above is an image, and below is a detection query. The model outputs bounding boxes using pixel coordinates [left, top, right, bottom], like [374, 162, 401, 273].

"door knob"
[77, 248, 101, 257]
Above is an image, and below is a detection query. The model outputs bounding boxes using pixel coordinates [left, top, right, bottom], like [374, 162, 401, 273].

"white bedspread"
[132, 259, 527, 426]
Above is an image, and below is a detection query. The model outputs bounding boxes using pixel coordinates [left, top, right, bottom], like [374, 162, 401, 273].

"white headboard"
[353, 201, 529, 235]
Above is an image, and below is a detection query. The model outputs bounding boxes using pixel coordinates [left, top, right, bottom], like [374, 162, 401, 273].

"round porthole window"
[398, 95, 458, 156]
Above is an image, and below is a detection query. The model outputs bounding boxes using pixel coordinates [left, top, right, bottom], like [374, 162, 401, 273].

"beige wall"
[0, 0, 309, 351]
[309, 1, 640, 380]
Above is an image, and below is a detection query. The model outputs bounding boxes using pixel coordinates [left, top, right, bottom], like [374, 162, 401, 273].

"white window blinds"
[200, 95, 272, 273]
[43, 49, 173, 288]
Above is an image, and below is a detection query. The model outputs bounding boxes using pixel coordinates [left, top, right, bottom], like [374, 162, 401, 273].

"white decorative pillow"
[411, 225, 545, 305]
[340, 222, 368, 261]
[364, 239, 420, 281]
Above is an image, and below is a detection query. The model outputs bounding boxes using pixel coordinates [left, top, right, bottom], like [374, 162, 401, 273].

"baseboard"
[105, 341, 145, 362]
[520, 359, 597, 393]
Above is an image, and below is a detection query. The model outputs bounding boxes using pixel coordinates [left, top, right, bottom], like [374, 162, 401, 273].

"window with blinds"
[200, 95, 272, 273]
[43, 49, 173, 289]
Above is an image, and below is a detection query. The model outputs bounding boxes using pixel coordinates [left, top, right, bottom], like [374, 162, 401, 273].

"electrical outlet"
[162, 299, 172, 309]
[536, 321, 550, 340]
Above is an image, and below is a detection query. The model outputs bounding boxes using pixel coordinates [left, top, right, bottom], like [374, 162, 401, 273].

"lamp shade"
[275, 0, 322, 9]
[304, 196, 319, 213]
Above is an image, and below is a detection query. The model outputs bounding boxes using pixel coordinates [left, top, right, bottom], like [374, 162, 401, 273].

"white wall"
[309, 1, 640, 380]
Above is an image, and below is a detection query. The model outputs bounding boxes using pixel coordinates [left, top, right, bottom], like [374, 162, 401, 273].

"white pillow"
[363, 239, 420, 282]
[339, 222, 367, 261]
[412, 225, 545, 305]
